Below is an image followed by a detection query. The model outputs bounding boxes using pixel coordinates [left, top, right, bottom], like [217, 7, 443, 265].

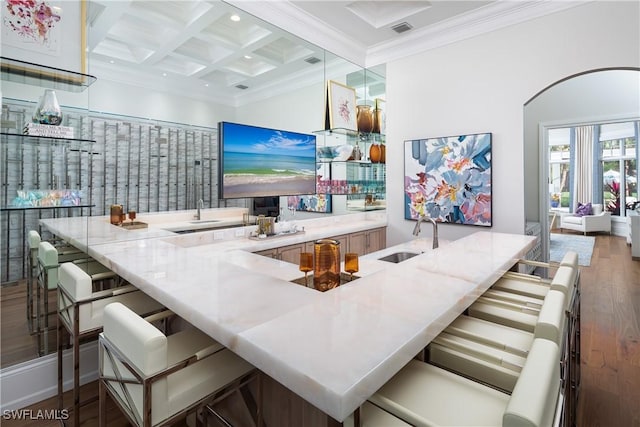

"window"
[600, 122, 638, 217]
[549, 128, 571, 209]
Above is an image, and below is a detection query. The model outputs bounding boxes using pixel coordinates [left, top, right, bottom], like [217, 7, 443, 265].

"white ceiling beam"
[88, 0, 132, 51]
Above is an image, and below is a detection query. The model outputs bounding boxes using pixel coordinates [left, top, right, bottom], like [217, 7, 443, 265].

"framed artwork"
[325, 80, 357, 131]
[404, 132, 492, 227]
[1, 0, 87, 75]
[287, 194, 332, 213]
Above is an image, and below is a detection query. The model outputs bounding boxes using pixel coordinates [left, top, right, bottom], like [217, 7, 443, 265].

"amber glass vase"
[356, 105, 373, 133]
[313, 239, 341, 292]
[369, 143, 382, 163]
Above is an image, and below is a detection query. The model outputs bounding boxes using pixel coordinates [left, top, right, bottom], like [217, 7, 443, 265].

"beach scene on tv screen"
[222, 123, 317, 198]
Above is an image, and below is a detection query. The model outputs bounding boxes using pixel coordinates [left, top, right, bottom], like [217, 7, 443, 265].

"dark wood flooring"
[1, 234, 638, 426]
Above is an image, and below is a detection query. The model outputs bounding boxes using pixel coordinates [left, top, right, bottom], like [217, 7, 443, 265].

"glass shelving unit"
[1, 57, 96, 92]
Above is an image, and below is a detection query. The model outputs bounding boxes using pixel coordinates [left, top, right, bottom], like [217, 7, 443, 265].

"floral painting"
[404, 133, 492, 227]
[326, 80, 357, 131]
[3, 0, 62, 53]
[288, 194, 332, 213]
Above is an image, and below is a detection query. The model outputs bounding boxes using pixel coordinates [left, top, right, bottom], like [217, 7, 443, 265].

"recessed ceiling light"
[109, 60, 115, 64]
[162, 73, 167, 77]
[205, 83, 209, 87]
[244, 55, 252, 60]
[230, 14, 240, 22]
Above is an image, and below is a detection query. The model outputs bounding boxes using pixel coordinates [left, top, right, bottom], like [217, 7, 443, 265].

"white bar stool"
[57, 262, 165, 427]
[428, 289, 566, 392]
[36, 241, 117, 355]
[468, 265, 576, 333]
[27, 230, 86, 333]
[357, 338, 561, 427]
[491, 251, 579, 299]
[99, 302, 259, 427]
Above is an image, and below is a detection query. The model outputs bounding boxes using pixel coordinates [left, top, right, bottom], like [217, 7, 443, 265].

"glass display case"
[313, 128, 386, 211]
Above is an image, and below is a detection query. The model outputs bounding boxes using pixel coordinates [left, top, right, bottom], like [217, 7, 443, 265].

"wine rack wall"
[1, 99, 248, 283]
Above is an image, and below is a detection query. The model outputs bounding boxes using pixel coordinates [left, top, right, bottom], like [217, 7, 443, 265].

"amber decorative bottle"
[313, 239, 341, 292]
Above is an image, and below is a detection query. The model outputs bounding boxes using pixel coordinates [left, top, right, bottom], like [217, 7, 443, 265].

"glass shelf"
[1, 132, 95, 144]
[313, 128, 386, 144]
[1, 204, 94, 212]
[1, 57, 96, 92]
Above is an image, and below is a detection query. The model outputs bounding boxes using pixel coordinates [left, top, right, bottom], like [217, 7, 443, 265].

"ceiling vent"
[391, 22, 413, 34]
[305, 56, 321, 65]
[235, 84, 249, 90]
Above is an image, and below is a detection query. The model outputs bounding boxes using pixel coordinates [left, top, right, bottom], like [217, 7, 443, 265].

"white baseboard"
[0, 342, 98, 412]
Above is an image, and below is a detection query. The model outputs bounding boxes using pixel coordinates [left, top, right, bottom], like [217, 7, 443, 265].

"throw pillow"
[575, 202, 593, 216]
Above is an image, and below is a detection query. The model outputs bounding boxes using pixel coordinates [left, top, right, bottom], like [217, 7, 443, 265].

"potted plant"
[550, 193, 560, 208]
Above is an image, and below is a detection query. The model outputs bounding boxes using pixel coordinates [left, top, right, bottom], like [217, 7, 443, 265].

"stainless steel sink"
[188, 219, 220, 224]
[378, 251, 420, 263]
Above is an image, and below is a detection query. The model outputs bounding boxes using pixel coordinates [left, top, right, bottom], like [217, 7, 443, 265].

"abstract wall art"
[404, 133, 492, 227]
[287, 194, 332, 213]
[1, 0, 87, 74]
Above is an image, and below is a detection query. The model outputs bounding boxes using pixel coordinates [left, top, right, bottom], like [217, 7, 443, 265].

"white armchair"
[560, 203, 611, 235]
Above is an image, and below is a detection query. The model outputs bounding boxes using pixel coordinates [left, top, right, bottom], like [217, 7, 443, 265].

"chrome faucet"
[195, 199, 204, 220]
[412, 215, 439, 249]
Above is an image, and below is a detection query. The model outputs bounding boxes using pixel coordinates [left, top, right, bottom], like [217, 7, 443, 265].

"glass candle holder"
[110, 204, 123, 225]
[344, 253, 359, 281]
[299, 252, 313, 286]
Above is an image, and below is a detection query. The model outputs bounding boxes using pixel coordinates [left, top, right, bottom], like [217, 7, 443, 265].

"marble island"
[41, 210, 536, 422]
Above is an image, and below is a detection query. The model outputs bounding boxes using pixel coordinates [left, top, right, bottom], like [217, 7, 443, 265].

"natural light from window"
[549, 121, 638, 217]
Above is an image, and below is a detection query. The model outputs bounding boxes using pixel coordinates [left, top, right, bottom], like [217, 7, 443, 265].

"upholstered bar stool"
[37, 241, 118, 355]
[427, 289, 566, 392]
[99, 302, 258, 427]
[355, 338, 561, 427]
[57, 262, 165, 427]
[491, 251, 579, 300]
[468, 265, 576, 332]
[27, 230, 86, 333]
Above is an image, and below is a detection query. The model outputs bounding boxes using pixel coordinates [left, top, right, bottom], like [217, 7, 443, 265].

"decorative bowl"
[317, 146, 336, 160]
[334, 144, 353, 161]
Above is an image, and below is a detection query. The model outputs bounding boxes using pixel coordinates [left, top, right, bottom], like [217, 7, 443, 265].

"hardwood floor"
[575, 234, 640, 427]
[1, 234, 638, 426]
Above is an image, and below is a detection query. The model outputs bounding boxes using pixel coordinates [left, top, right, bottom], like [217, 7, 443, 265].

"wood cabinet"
[253, 227, 387, 261]
[254, 242, 307, 263]
[348, 227, 386, 255]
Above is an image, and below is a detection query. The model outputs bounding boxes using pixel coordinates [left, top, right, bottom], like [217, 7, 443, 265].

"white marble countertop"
[41, 211, 535, 422]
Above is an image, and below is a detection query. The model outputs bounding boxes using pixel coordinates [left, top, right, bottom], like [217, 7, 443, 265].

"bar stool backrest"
[550, 266, 576, 307]
[28, 230, 41, 266]
[58, 262, 94, 331]
[532, 289, 566, 344]
[38, 242, 60, 290]
[503, 338, 560, 427]
[103, 302, 170, 424]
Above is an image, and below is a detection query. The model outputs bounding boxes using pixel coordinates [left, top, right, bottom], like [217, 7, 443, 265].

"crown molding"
[225, 0, 368, 67]
[365, 1, 590, 67]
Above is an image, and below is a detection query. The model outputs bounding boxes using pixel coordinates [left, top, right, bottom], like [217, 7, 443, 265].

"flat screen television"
[218, 122, 317, 199]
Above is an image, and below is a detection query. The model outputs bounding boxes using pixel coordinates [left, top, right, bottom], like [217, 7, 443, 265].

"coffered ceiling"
[86, 0, 585, 106]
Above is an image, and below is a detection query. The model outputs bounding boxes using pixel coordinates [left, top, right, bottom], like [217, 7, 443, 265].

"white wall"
[385, 1, 640, 246]
[235, 81, 323, 134]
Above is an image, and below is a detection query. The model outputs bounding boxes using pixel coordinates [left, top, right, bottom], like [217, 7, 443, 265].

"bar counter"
[41, 211, 535, 422]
